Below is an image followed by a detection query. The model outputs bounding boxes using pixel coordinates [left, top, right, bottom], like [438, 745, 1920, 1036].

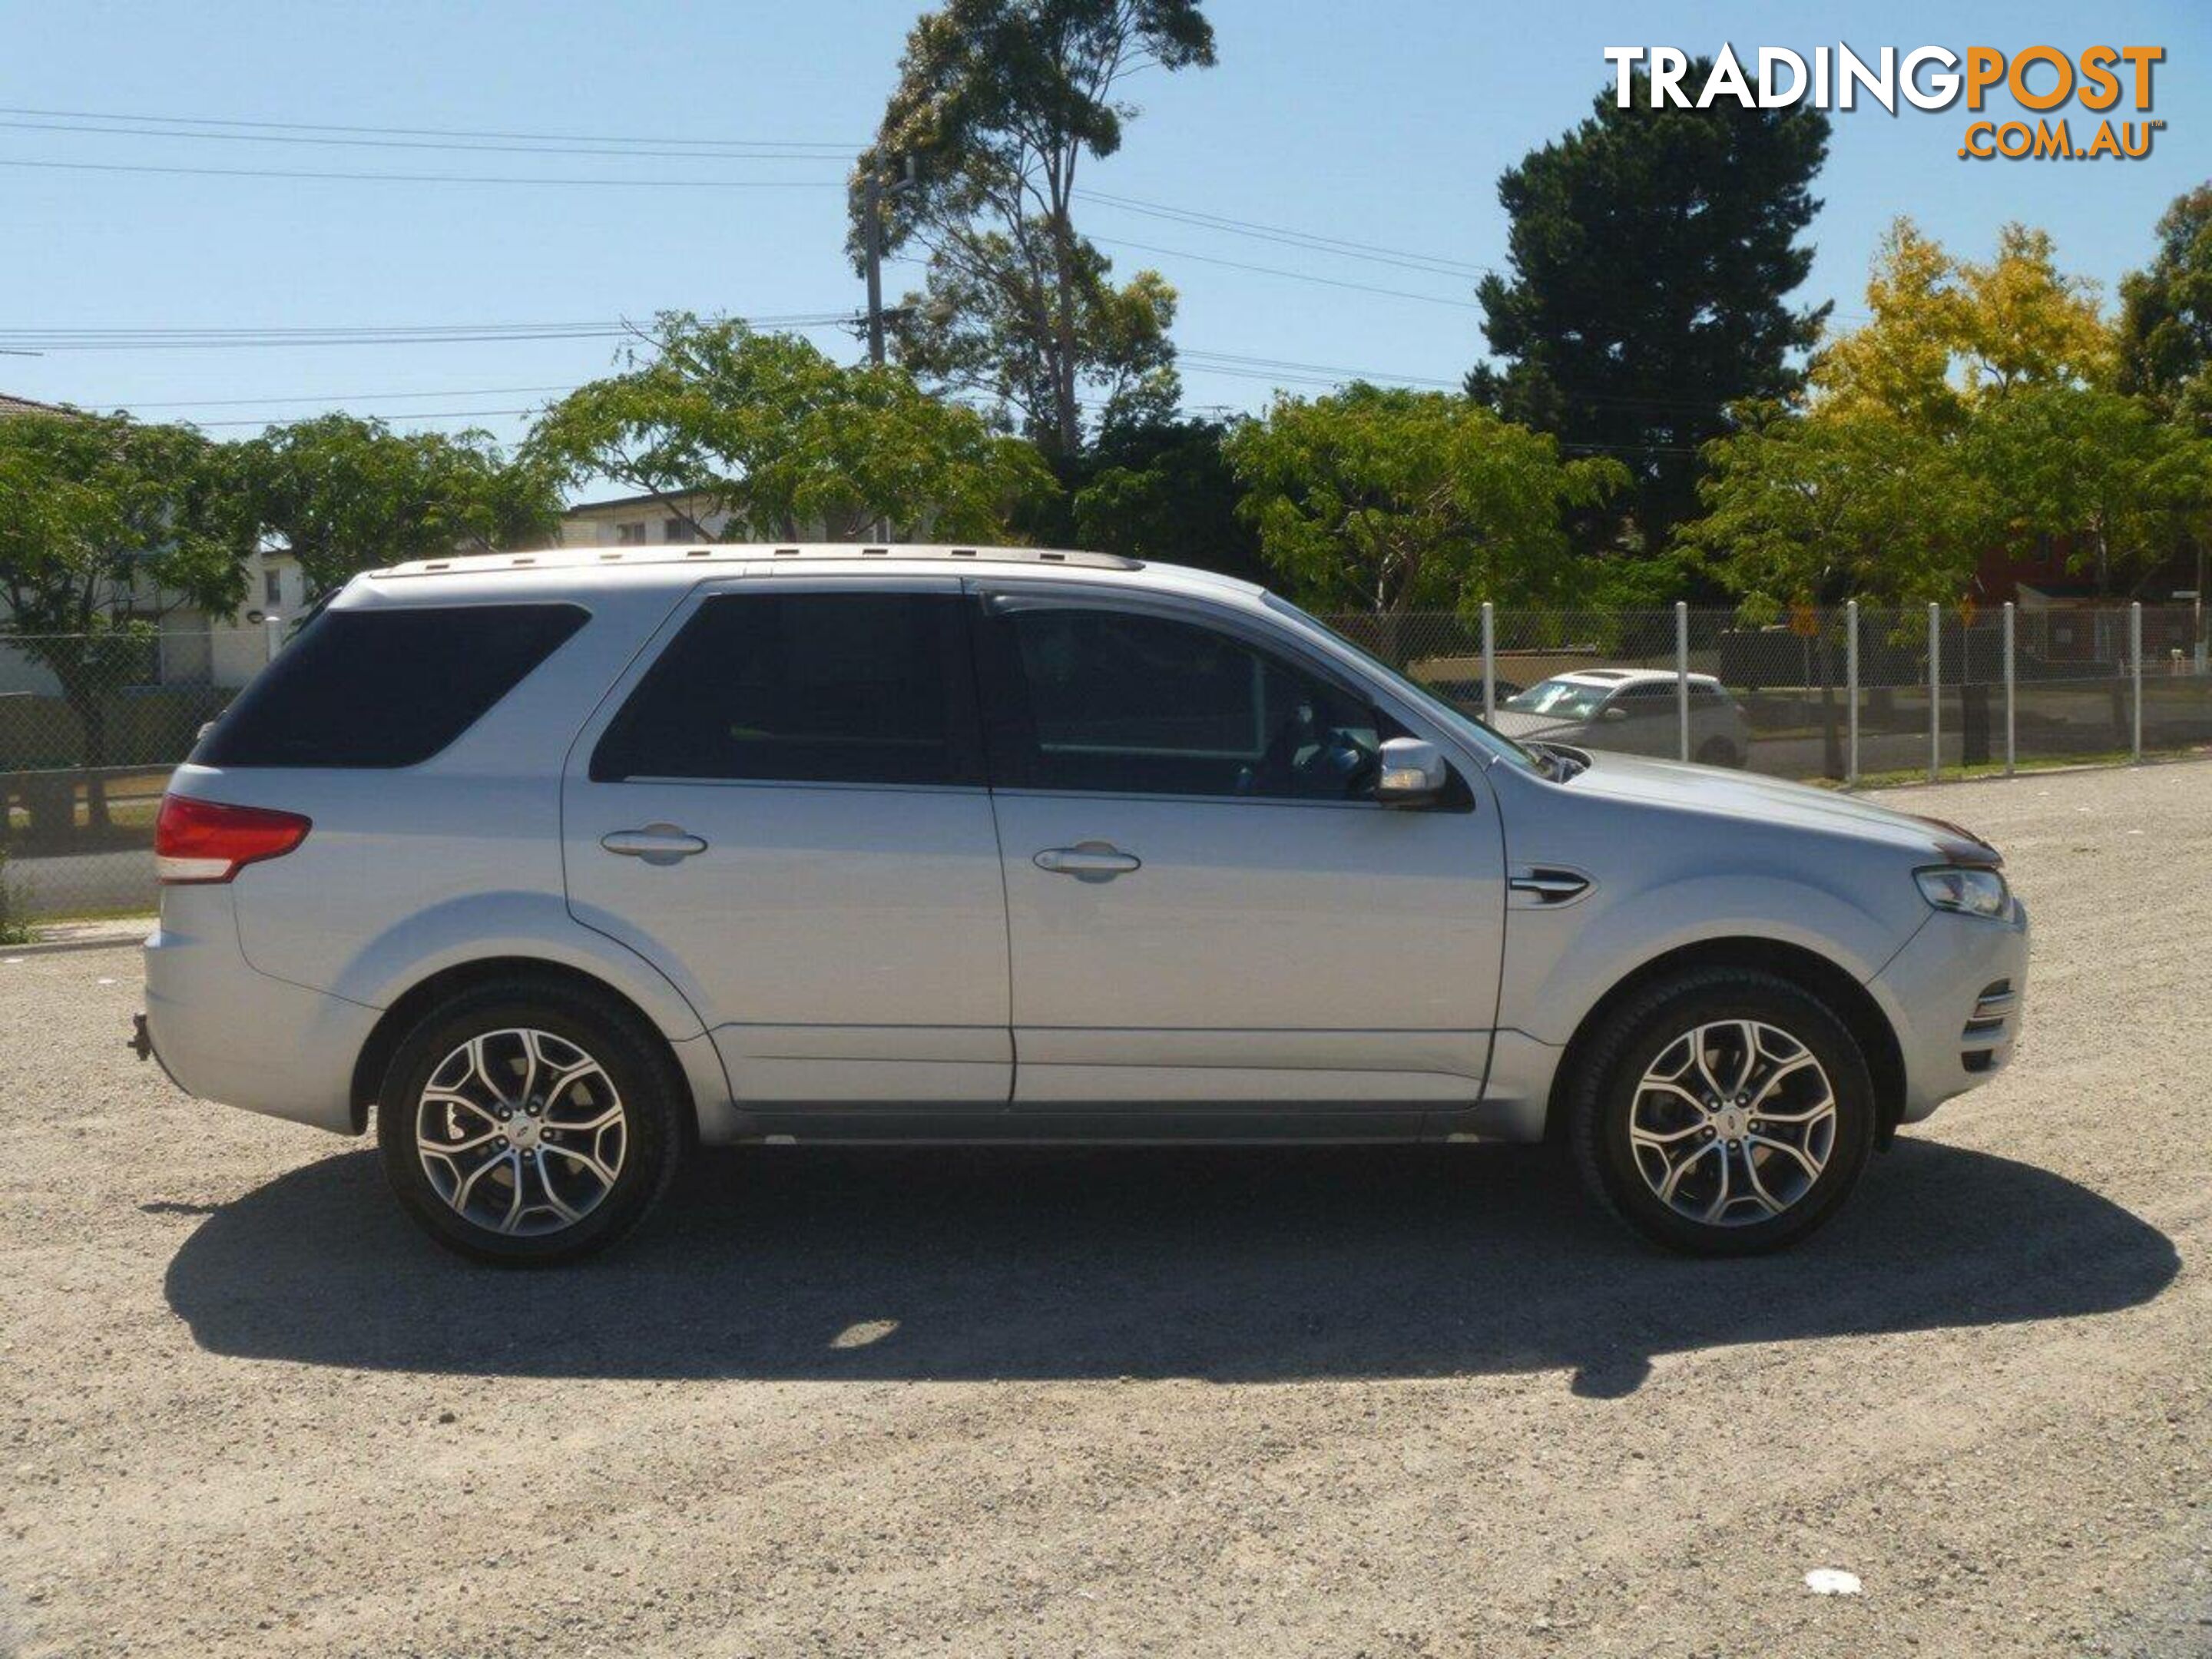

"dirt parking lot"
[2, 762, 2207, 1658]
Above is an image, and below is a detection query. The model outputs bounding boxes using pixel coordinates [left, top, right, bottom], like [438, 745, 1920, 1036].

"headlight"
[1916, 866, 2009, 919]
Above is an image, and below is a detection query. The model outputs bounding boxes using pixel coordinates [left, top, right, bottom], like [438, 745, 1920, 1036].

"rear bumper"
[1869, 898, 2031, 1124]
[143, 888, 379, 1135]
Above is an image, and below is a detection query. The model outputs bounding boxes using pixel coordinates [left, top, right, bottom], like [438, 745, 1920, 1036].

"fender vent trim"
[1508, 866, 1592, 909]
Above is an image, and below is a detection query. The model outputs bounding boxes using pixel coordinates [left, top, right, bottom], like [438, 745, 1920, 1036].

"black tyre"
[376, 978, 687, 1265]
[1568, 968, 1875, 1256]
[1696, 736, 1741, 768]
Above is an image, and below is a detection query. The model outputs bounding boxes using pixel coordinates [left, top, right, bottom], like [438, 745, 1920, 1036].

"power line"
[111, 383, 578, 409]
[1181, 349, 1460, 388]
[2, 314, 859, 350]
[0, 104, 856, 151]
[0, 116, 850, 164]
[4, 103, 1867, 328]
[0, 157, 846, 189]
[1081, 190, 1490, 280]
[65, 346, 1773, 426]
[1082, 237, 1476, 310]
[187, 407, 538, 428]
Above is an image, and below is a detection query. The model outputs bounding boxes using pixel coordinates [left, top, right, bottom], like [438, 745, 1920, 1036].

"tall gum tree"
[851, 0, 1214, 458]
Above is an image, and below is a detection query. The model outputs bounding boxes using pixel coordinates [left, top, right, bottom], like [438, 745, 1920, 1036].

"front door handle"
[601, 824, 708, 865]
[1034, 843, 1141, 879]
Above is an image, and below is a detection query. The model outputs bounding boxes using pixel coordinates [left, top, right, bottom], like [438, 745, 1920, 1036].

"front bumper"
[1868, 897, 2031, 1123]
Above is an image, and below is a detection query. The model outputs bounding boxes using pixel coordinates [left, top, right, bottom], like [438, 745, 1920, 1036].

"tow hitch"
[129, 1012, 154, 1061]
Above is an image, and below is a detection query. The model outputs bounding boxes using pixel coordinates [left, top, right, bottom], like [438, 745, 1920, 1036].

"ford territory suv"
[140, 545, 2029, 1263]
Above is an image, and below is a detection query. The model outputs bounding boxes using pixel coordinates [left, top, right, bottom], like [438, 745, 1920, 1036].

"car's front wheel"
[376, 979, 687, 1265]
[1568, 968, 1875, 1255]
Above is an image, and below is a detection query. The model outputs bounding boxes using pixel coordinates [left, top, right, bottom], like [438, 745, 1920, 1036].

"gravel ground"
[2, 761, 2207, 1659]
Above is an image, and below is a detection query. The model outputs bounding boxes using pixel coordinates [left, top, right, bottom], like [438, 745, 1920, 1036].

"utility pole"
[863, 174, 888, 366]
[862, 157, 916, 367]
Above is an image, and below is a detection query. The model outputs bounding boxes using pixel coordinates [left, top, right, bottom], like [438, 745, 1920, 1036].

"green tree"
[1222, 386, 1626, 625]
[1467, 58, 1830, 563]
[2119, 184, 2212, 433]
[853, 0, 1214, 456]
[1684, 402, 1985, 610]
[2118, 186, 2212, 618]
[1682, 401, 1988, 776]
[525, 315, 1054, 541]
[0, 411, 255, 825]
[1012, 416, 1267, 581]
[1968, 385, 2212, 598]
[239, 413, 560, 598]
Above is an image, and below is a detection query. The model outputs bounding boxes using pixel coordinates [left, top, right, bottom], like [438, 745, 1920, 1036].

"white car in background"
[1492, 669, 1751, 767]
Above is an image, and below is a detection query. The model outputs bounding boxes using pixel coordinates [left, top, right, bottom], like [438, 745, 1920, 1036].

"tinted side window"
[982, 604, 1382, 800]
[591, 591, 981, 786]
[194, 604, 588, 769]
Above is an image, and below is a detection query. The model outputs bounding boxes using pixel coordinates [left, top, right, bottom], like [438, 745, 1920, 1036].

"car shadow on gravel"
[163, 1141, 2177, 1396]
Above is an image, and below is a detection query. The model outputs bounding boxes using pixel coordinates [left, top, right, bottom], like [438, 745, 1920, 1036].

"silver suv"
[140, 545, 2029, 1263]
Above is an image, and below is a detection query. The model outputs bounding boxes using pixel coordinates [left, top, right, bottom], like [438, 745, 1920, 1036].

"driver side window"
[981, 603, 1383, 800]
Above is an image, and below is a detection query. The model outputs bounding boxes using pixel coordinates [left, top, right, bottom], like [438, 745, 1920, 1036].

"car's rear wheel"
[1568, 968, 1874, 1255]
[1696, 735, 1741, 767]
[376, 980, 686, 1265]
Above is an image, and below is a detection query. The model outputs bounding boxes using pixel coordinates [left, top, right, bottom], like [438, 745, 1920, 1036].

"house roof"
[0, 392, 71, 418]
[561, 488, 723, 517]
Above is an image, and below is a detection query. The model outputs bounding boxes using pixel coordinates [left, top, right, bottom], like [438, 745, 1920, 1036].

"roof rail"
[374, 542, 1143, 579]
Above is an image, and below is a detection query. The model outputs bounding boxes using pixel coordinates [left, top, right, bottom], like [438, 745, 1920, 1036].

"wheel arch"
[348, 956, 700, 1137]
[1544, 935, 1906, 1145]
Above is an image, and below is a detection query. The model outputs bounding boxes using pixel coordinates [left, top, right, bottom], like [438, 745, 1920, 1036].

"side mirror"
[1376, 737, 1449, 808]
[1600, 705, 1630, 723]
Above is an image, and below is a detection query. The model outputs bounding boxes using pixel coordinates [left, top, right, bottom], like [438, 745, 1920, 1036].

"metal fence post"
[1926, 601, 1941, 783]
[2131, 601, 2143, 763]
[1480, 601, 1495, 725]
[2002, 601, 2016, 778]
[1845, 600, 1859, 787]
[1674, 600, 1690, 762]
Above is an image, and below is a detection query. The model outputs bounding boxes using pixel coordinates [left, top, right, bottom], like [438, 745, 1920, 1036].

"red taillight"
[154, 795, 312, 884]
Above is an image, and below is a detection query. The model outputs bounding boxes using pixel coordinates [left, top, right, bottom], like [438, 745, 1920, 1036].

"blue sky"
[4, 0, 2205, 496]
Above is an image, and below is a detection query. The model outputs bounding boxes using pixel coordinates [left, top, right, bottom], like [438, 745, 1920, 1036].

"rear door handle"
[1034, 843, 1141, 879]
[601, 824, 708, 864]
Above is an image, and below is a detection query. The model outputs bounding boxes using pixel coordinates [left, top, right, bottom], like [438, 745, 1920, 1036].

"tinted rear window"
[193, 603, 588, 769]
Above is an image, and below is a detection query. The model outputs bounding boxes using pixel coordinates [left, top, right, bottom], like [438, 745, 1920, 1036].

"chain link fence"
[4, 604, 2207, 929]
[2, 625, 281, 930]
[1330, 600, 2212, 788]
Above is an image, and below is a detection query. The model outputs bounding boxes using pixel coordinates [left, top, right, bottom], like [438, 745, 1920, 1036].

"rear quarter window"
[192, 603, 588, 769]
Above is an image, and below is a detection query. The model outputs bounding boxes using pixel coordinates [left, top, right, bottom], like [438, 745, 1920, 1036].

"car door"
[972, 584, 1506, 1121]
[562, 576, 1012, 1104]
[1610, 682, 1681, 757]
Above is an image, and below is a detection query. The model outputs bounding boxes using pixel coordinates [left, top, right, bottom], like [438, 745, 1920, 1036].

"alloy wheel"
[413, 1028, 627, 1237]
[1628, 1019, 1836, 1227]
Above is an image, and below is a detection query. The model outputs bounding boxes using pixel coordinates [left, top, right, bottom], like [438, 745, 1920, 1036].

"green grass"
[0, 856, 28, 945]
[1819, 747, 2205, 790]
[32, 903, 157, 925]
